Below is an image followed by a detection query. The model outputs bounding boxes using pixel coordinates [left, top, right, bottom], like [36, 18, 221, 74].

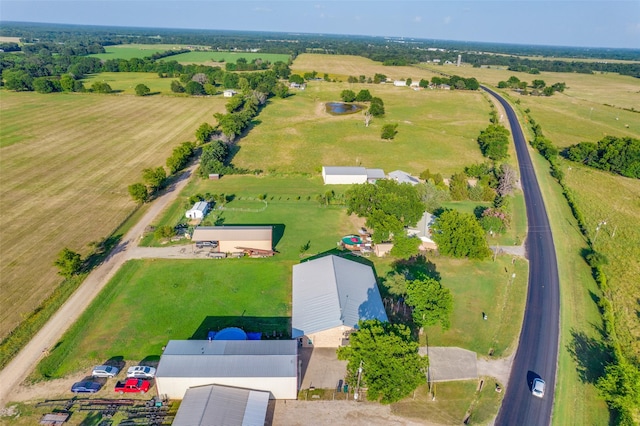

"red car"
[114, 378, 151, 394]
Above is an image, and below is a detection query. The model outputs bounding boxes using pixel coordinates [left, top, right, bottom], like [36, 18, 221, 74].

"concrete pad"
[299, 347, 347, 390]
[420, 346, 478, 382]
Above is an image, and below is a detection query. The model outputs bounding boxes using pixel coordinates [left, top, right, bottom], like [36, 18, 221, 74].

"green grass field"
[0, 90, 227, 339]
[82, 72, 177, 95]
[90, 45, 290, 65]
[232, 81, 489, 176]
[33, 258, 291, 378]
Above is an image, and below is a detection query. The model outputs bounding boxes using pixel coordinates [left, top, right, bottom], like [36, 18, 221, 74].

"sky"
[1, 1, 639, 49]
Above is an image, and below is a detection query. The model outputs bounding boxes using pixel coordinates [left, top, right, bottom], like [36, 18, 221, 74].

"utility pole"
[354, 359, 363, 401]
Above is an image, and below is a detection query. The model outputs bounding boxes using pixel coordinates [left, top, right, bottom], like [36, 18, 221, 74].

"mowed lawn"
[0, 90, 227, 338]
[37, 259, 292, 378]
[233, 80, 489, 176]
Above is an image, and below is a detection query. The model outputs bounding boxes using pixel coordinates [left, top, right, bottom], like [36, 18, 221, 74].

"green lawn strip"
[526, 151, 610, 424]
[391, 381, 492, 425]
[33, 258, 291, 380]
[423, 256, 527, 357]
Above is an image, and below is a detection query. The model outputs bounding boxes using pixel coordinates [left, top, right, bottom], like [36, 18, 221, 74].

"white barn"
[292, 255, 388, 348]
[185, 201, 209, 220]
[155, 340, 298, 400]
[393, 80, 407, 87]
[223, 89, 237, 97]
[322, 166, 385, 185]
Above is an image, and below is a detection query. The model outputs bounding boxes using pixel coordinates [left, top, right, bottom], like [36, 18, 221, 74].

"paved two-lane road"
[483, 87, 561, 426]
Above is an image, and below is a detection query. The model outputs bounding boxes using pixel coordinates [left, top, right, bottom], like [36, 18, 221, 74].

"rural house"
[155, 340, 298, 400]
[191, 226, 272, 253]
[185, 201, 209, 220]
[388, 170, 420, 186]
[292, 255, 388, 348]
[322, 166, 385, 185]
[407, 211, 438, 251]
[172, 384, 270, 426]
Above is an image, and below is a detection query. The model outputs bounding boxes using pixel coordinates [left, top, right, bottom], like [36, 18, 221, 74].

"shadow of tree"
[391, 254, 441, 282]
[566, 328, 610, 384]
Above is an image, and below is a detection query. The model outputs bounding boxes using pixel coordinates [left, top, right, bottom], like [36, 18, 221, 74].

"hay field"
[233, 80, 489, 175]
[0, 90, 226, 339]
[292, 53, 442, 82]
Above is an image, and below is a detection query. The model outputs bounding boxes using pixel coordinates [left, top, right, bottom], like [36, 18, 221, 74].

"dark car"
[71, 381, 102, 393]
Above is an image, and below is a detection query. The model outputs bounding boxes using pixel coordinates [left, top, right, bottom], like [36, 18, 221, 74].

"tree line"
[563, 136, 640, 178]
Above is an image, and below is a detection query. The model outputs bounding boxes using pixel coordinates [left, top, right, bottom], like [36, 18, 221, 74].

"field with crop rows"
[0, 90, 227, 338]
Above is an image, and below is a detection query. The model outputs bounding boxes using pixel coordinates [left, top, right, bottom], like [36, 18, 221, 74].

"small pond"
[325, 102, 364, 115]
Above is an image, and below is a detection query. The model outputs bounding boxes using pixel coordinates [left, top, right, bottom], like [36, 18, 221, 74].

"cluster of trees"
[224, 57, 271, 71]
[432, 209, 493, 259]
[563, 136, 640, 178]
[381, 123, 398, 140]
[337, 319, 428, 404]
[477, 124, 510, 160]
[428, 75, 480, 90]
[198, 140, 233, 177]
[497, 76, 566, 96]
[345, 180, 424, 243]
[166, 141, 196, 174]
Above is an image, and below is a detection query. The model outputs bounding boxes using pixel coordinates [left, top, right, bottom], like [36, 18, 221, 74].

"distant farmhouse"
[185, 201, 209, 220]
[388, 170, 420, 186]
[322, 166, 385, 185]
[292, 255, 388, 348]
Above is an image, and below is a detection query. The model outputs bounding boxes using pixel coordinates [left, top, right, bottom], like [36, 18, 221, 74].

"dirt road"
[0, 165, 197, 407]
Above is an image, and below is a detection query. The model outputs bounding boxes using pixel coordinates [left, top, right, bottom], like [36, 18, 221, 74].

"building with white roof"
[388, 170, 420, 186]
[322, 166, 385, 185]
[155, 340, 298, 400]
[185, 201, 210, 219]
[292, 255, 388, 348]
[172, 384, 270, 426]
[407, 211, 438, 251]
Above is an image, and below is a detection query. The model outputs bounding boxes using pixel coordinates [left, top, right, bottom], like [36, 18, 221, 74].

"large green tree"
[135, 84, 150, 96]
[128, 182, 148, 203]
[477, 124, 510, 161]
[142, 167, 167, 192]
[431, 209, 492, 259]
[53, 248, 83, 278]
[596, 357, 640, 425]
[345, 180, 424, 243]
[340, 89, 356, 102]
[337, 319, 428, 404]
[406, 278, 453, 331]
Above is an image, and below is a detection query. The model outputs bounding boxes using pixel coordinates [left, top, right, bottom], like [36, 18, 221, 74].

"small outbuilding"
[407, 211, 438, 251]
[322, 166, 386, 185]
[292, 255, 388, 348]
[172, 384, 270, 426]
[223, 89, 237, 97]
[155, 340, 298, 400]
[186, 201, 210, 220]
[191, 226, 272, 253]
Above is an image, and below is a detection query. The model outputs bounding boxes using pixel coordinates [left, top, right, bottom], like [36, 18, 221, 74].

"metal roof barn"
[172, 384, 269, 426]
[292, 255, 388, 347]
[155, 340, 298, 400]
[191, 226, 273, 253]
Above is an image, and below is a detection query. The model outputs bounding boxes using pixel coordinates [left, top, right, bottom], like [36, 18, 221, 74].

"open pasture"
[418, 63, 640, 147]
[233, 80, 489, 176]
[292, 53, 442, 82]
[0, 90, 227, 339]
[168, 50, 290, 65]
[89, 44, 200, 60]
[82, 72, 177, 95]
[562, 163, 640, 357]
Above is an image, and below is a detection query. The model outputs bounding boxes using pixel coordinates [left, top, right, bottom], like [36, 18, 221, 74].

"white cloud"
[413, 16, 422, 23]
